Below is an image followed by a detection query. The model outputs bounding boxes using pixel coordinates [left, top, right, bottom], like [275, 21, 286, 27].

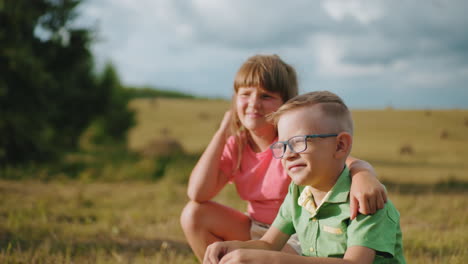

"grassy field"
[1, 98, 467, 263]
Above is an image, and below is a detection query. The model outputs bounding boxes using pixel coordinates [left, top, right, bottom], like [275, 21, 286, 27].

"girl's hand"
[218, 111, 232, 138]
[349, 171, 387, 220]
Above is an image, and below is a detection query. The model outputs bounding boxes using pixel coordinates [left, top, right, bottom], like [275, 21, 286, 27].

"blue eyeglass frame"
[270, 133, 338, 159]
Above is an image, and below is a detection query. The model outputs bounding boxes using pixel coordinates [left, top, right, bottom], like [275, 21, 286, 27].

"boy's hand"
[350, 171, 387, 220]
[218, 249, 277, 264]
[204, 241, 244, 264]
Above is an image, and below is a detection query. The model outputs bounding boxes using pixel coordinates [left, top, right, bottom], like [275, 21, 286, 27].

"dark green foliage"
[0, 0, 57, 163]
[0, 0, 135, 165]
[90, 63, 135, 144]
[0, 149, 199, 182]
[153, 155, 172, 180]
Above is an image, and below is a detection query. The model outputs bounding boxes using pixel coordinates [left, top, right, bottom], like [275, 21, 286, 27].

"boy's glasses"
[270, 134, 338, 159]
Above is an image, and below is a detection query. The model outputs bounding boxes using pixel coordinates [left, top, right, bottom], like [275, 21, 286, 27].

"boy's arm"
[346, 156, 387, 220]
[203, 226, 290, 264]
[277, 245, 375, 264]
[215, 245, 375, 264]
[208, 227, 376, 264]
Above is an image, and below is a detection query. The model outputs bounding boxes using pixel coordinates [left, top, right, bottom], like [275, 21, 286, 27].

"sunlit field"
[1, 98, 467, 263]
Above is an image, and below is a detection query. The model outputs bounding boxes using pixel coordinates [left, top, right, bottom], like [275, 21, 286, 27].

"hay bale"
[140, 138, 184, 158]
[399, 144, 414, 155]
[150, 97, 158, 107]
[440, 129, 448, 139]
[198, 112, 210, 121]
[160, 127, 171, 137]
[425, 110, 432, 116]
[464, 118, 468, 127]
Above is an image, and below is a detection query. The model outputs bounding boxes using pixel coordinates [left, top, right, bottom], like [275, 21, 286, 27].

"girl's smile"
[236, 86, 283, 133]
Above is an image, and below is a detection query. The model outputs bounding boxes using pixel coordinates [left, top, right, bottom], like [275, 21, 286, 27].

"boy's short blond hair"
[268, 91, 354, 135]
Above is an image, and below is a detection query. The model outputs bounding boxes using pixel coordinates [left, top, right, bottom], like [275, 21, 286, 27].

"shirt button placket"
[311, 217, 318, 256]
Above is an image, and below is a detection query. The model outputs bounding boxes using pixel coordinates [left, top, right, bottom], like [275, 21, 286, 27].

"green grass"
[1, 98, 467, 263]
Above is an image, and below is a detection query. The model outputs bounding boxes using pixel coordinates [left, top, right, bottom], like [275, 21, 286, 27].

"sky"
[76, 0, 468, 109]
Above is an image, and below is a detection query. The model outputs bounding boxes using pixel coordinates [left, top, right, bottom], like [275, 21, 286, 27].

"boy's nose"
[282, 146, 298, 160]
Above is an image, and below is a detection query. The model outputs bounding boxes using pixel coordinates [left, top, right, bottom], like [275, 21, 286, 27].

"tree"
[0, 0, 134, 165]
[91, 63, 135, 144]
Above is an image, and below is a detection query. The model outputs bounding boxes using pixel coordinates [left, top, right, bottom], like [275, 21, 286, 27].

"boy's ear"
[334, 132, 352, 159]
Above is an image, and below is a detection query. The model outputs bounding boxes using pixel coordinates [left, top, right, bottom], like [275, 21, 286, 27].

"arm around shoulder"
[346, 156, 387, 218]
[346, 156, 376, 176]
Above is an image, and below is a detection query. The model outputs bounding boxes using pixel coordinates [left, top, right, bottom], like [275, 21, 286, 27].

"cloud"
[75, 0, 468, 108]
[323, 0, 383, 24]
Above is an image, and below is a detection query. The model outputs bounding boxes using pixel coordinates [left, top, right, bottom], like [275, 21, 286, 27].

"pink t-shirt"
[219, 136, 291, 225]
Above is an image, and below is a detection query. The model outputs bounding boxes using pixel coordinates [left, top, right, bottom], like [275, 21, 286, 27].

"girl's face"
[236, 86, 283, 133]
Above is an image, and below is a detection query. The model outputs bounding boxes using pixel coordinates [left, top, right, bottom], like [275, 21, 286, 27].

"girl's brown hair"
[230, 54, 299, 171]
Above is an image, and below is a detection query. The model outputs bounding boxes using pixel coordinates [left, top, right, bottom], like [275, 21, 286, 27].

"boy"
[203, 91, 405, 264]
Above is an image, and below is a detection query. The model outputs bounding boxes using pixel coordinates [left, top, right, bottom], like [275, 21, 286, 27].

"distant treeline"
[124, 86, 196, 99]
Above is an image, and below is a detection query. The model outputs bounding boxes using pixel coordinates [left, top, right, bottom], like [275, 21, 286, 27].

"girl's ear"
[335, 132, 352, 159]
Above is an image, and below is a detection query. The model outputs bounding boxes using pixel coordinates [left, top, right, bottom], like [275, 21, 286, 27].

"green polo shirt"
[272, 166, 406, 263]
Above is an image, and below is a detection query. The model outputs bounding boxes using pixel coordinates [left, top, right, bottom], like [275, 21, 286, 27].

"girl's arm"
[187, 111, 232, 202]
[346, 156, 387, 220]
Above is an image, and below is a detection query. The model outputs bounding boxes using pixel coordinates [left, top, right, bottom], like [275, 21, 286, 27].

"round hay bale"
[160, 127, 171, 137]
[439, 129, 448, 139]
[399, 144, 414, 155]
[198, 112, 210, 121]
[150, 98, 158, 107]
[140, 138, 184, 158]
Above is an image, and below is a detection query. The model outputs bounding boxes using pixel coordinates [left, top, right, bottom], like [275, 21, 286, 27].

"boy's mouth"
[287, 163, 306, 172]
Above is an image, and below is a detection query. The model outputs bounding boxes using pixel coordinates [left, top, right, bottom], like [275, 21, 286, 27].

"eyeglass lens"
[271, 136, 307, 158]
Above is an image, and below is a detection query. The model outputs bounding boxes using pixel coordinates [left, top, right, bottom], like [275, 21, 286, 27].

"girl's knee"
[180, 200, 207, 229]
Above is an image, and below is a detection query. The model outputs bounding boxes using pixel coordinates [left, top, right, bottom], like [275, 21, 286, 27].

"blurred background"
[1, 0, 467, 263]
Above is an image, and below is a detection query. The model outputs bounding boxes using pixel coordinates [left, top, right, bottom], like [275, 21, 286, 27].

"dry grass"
[1, 99, 467, 263]
[128, 98, 229, 154]
[0, 178, 242, 263]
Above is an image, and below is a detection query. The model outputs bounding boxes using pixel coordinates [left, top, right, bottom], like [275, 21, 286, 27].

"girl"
[180, 54, 386, 261]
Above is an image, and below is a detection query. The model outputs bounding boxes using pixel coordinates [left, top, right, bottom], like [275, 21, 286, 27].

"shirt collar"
[297, 166, 350, 216]
[326, 166, 351, 203]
